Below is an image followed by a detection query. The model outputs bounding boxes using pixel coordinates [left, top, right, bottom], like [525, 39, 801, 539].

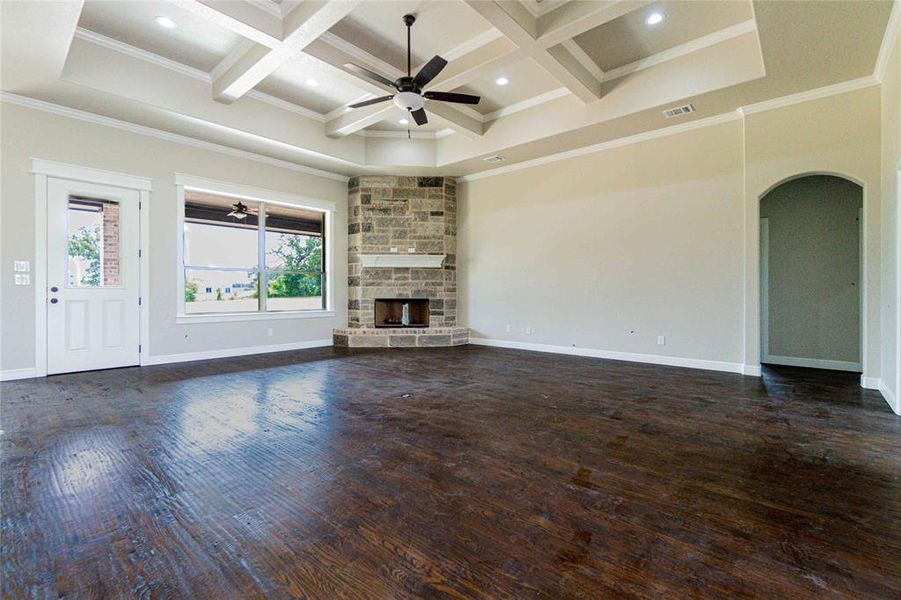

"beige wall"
[460, 86, 884, 376]
[760, 176, 862, 366]
[880, 29, 900, 413]
[0, 102, 348, 372]
[459, 121, 746, 366]
[743, 86, 883, 379]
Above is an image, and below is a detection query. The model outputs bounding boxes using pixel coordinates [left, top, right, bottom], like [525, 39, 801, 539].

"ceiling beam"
[167, 0, 282, 47]
[463, 0, 649, 103]
[325, 102, 394, 137]
[211, 1, 360, 104]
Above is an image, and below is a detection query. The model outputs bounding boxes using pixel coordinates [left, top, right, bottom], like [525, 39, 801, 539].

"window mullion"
[259, 201, 267, 314]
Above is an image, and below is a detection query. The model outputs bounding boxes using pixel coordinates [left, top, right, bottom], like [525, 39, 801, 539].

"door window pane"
[67, 197, 120, 287]
[184, 270, 258, 314]
[266, 272, 324, 311]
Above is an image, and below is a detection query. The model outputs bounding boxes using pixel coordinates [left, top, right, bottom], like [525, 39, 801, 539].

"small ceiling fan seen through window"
[344, 14, 481, 126]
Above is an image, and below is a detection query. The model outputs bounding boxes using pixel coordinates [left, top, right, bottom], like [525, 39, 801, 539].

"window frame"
[175, 174, 335, 323]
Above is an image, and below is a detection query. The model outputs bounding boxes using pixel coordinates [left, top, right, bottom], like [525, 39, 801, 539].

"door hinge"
[138, 249, 142, 258]
[138, 296, 142, 306]
[139, 344, 142, 353]
[138, 201, 142, 210]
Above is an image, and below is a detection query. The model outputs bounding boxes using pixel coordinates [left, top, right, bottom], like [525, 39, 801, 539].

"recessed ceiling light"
[646, 12, 664, 25]
[495, 76, 509, 86]
[155, 16, 176, 29]
[305, 79, 318, 87]
[399, 118, 409, 125]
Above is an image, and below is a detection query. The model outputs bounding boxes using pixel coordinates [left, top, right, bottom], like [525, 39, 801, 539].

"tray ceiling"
[1, 0, 895, 178]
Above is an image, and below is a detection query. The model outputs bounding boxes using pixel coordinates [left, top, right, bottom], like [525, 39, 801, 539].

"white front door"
[46, 177, 141, 375]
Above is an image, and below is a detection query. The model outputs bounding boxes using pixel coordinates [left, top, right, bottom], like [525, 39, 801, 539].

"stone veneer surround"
[335, 175, 468, 347]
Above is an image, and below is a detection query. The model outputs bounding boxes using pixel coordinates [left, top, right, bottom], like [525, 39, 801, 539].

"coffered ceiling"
[0, 1, 896, 178]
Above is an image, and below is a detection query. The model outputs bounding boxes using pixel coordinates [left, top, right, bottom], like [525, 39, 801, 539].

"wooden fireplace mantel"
[360, 254, 446, 268]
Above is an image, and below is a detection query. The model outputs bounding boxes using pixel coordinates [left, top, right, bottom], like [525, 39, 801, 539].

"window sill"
[176, 310, 335, 324]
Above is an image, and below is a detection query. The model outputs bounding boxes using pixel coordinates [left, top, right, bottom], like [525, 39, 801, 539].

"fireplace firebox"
[374, 298, 430, 328]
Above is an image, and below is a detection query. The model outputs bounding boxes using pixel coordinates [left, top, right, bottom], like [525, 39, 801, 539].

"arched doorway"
[759, 175, 863, 372]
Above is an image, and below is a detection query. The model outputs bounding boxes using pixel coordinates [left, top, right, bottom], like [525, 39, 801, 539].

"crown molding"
[358, 129, 440, 139]
[738, 75, 879, 116]
[483, 87, 570, 122]
[74, 28, 327, 123]
[0, 92, 350, 182]
[460, 71, 883, 183]
[459, 112, 743, 182]
[561, 39, 605, 82]
[442, 28, 505, 63]
[245, 0, 283, 19]
[874, 0, 901, 82]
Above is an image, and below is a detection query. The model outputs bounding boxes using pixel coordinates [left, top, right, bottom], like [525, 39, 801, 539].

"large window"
[181, 187, 327, 316]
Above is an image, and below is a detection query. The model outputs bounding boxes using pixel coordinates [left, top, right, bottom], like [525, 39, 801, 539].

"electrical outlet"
[657, 335, 666, 346]
[14, 274, 30, 285]
[267, 328, 274, 337]
[14, 261, 29, 272]
[525, 326, 532, 335]
[505, 324, 511, 333]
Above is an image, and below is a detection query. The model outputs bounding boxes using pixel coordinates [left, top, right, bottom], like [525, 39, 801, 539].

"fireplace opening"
[374, 298, 430, 328]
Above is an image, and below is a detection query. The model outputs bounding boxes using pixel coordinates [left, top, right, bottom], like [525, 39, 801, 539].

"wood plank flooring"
[1, 346, 899, 599]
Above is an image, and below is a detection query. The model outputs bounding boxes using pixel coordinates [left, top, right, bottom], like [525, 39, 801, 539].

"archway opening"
[759, 175, 863, 372]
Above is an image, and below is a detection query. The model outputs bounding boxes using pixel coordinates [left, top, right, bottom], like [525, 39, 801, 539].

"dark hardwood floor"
[2, 346, 899, 599]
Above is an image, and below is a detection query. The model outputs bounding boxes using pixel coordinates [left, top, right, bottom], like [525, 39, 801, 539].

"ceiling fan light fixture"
[399, 118, 409, 125]
[394, 91, 424, 111]
[495, 76, 509, 86]
[227, 202, 250, 220]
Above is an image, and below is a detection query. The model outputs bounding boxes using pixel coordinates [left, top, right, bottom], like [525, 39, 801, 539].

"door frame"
[31, 159, 151, 377]
[744, 171, 870, 384]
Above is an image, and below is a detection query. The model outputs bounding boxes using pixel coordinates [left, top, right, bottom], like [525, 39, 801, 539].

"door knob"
[50, 286, 58, 292]
[50, 298, 58, 304]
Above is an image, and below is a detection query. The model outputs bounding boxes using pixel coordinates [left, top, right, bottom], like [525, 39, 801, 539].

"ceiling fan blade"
[349, 95, 394, 108]
[343, 63, 397, 89]
[423, 91, 480, 105]
[412, 56, 448, 88]
[410, 108, 428, 126]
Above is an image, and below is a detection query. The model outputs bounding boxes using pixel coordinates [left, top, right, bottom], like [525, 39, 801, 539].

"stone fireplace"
[333, 175, 468, 348]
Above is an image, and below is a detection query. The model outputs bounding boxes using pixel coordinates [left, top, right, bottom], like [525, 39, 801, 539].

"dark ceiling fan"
[345, 14, 480, 126]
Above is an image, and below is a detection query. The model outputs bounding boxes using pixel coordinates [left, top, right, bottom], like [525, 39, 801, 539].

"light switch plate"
[14, 274, 30, 285]
[14, 261, 29, 272]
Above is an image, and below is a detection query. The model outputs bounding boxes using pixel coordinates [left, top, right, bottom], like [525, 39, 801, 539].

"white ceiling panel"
[258, 53, 372, 115]
[452, 57, 562, 115]
[78, 0, 243, 72]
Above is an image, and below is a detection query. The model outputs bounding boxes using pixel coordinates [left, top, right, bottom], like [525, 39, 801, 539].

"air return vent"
[662, 104, 695, 118]
[483, 155, 506, 163]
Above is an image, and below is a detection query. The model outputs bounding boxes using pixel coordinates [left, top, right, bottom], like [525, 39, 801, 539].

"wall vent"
[662, 104, 695, 118]
[483, 155, 506, 163]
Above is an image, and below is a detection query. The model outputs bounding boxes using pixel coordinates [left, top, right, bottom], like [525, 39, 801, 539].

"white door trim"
[31, 159, 152, 377]
[759, 217, 769, 361]
[744, 172, 869, 383]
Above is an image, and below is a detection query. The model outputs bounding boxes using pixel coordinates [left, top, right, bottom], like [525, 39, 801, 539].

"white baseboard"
[469, 338, 744, 374]
[144, 339, 333, 366]
[860, 375, 881, 389]
[742, 364, 762, 376]
[763, 355, 861, 372]
[0, 368, 38, 382]
[877, 380, 900, 415]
